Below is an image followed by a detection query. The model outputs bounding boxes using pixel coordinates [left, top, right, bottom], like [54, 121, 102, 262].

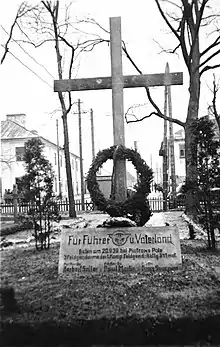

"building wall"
[97, 176, 112, 199]
[1, 136, 81, 201]
[173, 129, 186, 182]
[1, 139, 26, 196]
[174, 141, 186, 177]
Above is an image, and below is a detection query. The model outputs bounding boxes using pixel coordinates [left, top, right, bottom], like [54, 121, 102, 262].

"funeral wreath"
[86, 145, 153, 226]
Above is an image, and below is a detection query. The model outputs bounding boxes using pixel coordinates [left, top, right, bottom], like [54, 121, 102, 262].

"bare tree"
[40, 1, 76, 217]
[1, 1, 93, 218]
[154, 0, 220, 218]
[2, 1, 76, 217]
[122, 1, 220, 218]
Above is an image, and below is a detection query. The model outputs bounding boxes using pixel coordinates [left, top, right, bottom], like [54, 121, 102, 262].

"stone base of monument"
[58, 223, 182, 274]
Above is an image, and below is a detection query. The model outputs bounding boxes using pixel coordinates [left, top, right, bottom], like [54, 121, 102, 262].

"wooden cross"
[54, 17, 183, 202]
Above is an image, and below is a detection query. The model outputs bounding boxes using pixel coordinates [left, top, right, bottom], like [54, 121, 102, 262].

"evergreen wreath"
[86, 145, 153, 226]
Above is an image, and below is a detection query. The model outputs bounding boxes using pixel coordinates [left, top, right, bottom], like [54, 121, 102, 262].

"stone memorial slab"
[58, 227, 182, 274]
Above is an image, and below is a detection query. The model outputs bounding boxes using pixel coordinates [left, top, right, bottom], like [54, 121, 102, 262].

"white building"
[173, 128, 186, 186]
[0, 114, 82, 202]
[158, 127, 186, 192]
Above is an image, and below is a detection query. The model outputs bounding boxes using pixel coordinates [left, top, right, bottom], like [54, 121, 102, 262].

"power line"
[1, 25, 55, 79]
[7, 50, 53, 89]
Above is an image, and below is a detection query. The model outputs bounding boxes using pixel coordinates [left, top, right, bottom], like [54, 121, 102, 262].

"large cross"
[54, 17, 183, 202]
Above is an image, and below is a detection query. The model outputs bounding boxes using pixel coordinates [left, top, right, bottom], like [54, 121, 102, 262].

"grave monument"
[55, 17, 183, 273]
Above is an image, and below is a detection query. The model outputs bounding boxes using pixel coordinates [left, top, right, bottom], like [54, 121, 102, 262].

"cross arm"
[54, 72, 183, 92]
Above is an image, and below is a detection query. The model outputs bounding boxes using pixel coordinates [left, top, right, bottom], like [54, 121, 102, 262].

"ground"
[1, 211, 220, 346]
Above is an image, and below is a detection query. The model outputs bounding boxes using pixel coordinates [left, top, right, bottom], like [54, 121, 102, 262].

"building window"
[15, 147, 25, 161]
[179, 144, 185, 158]
[76, 182, 79, 195]
[60, 155, 62, 167]
[72, 159, 74, 170]
[54, 153, 57, 165]
[75, 159, 78, 171]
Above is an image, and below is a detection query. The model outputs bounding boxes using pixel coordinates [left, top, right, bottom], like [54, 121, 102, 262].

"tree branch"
[153, 39, 181, 56]
[77, 38, 109, 53]
[155, 0, 190, 70]
[122, 42, 142, 74]
[200, 36, 220, 57]
[200, 63, 220, 76]
[179, 15, 190, 70]
[212, 83, 220, 133]
[122, 40, 185, 127]
[125, 109, 185, 127]
[155, 0, 181, 41]
[200, 48, 220, 69]
[126, 111, 159, 123]
[1, 3, 23, 64]
[206, 75, 220, 134]
[58, 34, 75, 79]
[187, 0, 203, 63]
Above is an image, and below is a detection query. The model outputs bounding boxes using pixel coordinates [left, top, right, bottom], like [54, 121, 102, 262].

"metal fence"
[0, 197, 171, 215]
[57, 199, 94, 212]
[0, 199, 94, 215]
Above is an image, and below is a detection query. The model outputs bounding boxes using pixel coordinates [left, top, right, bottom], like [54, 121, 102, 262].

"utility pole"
[134, 141, 139, 184]
[150, 154, 153, 169]
[90, 109, 95, 160]
[166, 63, 176, 207]
[56, 119, 62, 197]
[78, 99, 85, 211]
[163, 81, 168, 212]
[156, 163, 159, 185]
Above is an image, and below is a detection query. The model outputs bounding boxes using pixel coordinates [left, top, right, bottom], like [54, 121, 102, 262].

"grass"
[1, 240, 220, 346]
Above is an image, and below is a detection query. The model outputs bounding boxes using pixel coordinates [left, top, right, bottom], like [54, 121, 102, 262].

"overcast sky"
[0, 0, 219, 173]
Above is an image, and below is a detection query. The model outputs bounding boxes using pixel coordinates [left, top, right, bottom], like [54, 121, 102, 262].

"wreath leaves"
[86, 145, 154, 226]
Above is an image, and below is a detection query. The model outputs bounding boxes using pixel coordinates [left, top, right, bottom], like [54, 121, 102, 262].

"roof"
[174, 128, 185, 138]
[1, 120, 37, 139]
[1, 119, 80, 159]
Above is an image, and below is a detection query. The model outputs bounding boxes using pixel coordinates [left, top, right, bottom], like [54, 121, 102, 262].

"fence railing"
[148, 197, 164, 212]
[0, 199, 94, 215]
[2, 195, 219, 216]
[0, 197, 172, 215]
[57, 199, 94, 212]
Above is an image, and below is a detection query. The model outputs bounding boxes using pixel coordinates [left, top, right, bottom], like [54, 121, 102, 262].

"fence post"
[13, 184, 18, 223]
[66, 198, 69, 211]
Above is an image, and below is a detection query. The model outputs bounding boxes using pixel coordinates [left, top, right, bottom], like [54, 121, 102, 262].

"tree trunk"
[62, 113, 76, 218]
[49, 1, 76, 219]
[214, 114, 220, 134]
[185, 38, 201, 220]
[57, 90, 76, 218]
[185, 116, 201, 219]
